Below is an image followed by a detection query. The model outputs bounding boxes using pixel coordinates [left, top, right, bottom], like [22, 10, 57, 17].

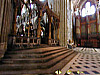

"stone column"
[57, 22, 60, 40]
[72, 16, 74, 43]
[0, 0, 5, 38]
[13, 7, 18, 35]
[0, 0, 9, 59]
[59, 0, 65, 46]
[1, 0, 8, 43]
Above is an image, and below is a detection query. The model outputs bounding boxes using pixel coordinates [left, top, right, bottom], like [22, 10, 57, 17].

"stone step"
[4, 48, 69, 59]
[8, 44, 50, 51]
[47, 51, 77, 73]
[1, 50, 73, 64]
[0, 70, 54, 75]
[6, 47, 65, 54]
[0, 51, 77, 75]
[0, 51, 74, 70]
[0, 47, 78, 75]
[4, 49, 70, 59]
[2, 50, 72, 63]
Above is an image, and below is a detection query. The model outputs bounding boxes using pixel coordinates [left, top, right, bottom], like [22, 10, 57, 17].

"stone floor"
[61, 47, 100, 75]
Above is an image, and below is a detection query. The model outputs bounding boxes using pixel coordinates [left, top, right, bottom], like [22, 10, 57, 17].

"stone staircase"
[0, 46, 77, 75]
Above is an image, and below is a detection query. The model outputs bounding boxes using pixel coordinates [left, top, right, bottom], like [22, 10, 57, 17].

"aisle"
[61, 48, 100, 75]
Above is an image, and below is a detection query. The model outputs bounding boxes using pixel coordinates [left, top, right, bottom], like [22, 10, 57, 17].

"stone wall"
[0, 0, 14, 59]
[51, 0, 73, 46]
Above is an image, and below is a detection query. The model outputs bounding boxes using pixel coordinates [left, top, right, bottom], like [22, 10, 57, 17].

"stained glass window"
[90, 5, 96, 15]
[82, 8, 86, 17]
[82, 2, 96, 17]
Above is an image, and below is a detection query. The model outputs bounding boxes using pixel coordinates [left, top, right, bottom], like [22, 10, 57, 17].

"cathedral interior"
[0, 0, 100, 75]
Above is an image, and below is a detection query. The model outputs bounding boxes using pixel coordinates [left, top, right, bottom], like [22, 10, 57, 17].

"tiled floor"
[73, 48, 99, 54]
[63, 48, 100, 75]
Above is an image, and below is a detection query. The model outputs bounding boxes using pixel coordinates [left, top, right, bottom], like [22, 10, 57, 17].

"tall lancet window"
[82, 2, 96, 17]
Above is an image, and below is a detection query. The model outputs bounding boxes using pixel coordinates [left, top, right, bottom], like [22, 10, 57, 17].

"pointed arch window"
[82, 2, 96, 17]
[90, 5, 96, 14]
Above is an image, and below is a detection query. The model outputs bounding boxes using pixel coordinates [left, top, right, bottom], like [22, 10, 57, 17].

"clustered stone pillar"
[13, 7, 18, 35]
[57, 22, 60, 40]
[0, 0, 14, 58]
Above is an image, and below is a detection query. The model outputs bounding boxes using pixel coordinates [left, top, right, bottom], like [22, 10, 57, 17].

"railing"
[49, 39, 59, 46]
[8, 36, 41, 49]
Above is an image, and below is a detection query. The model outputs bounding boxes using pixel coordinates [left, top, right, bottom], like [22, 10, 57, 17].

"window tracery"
[81, 2, 96, 17]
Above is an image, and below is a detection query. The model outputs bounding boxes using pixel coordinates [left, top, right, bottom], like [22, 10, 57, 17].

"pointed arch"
[81, 1, 96, 17]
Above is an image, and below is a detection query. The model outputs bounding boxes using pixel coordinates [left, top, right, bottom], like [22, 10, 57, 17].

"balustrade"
[49, 39, 59, 46]
[8, 36, 41, 49]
